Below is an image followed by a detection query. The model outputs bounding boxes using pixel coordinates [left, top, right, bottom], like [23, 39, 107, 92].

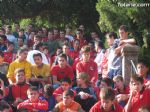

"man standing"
[108, 25, 136, 79]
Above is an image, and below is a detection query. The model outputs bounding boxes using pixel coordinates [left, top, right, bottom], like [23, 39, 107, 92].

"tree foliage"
[96, 0, 150, 63]
[0, 0, 100, 33]
[96, 0, 150, 46]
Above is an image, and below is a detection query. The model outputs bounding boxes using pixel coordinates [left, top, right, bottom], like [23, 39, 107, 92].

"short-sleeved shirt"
[76, 59, 98, 83]
[31, 64, 50, 78]
[51, 64, 74, 81]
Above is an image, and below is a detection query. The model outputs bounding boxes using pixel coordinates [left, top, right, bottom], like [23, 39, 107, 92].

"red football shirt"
[3, 52, 16, 64]
[51, 64, 74, 81]
[90, 101, 123, 112]
[129, 88, 150, 112]
[69, 50, 80, 60]
[76, 59, 98, 83]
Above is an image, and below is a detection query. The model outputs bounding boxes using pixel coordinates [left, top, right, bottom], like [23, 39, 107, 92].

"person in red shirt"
[76, 45, 98, 86]
[124, 75, 150, 112]
[69, 39, 80, 60]
[95, 77, 114, 100]
[51, 53, 74, 85]
[75, 29, 87, 48]
[88, 42, 97, 60]
[136, 59, 150, 85]
[4, 68, 30, 111]
[17, 86, 48, 111]
[90, 88, 123, 112]
[113, 75, 129, 107]
[3, 42, 16, 64]
[53, 28, 60, 40]
[53, 77, 74, 102]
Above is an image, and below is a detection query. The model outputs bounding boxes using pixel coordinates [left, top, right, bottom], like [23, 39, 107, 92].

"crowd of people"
[0, 23, 150, 112]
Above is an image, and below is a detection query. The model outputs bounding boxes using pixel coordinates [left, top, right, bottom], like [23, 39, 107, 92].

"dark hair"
[34, 42, 43, 50]
[0, 35, 7, 40]
[61, 77, 72, 84]
[95, 40, 104, 49]
[119, 25, 128, 32]
[60, 29, 66, 34]
[33, 53, 42, 59]
[48, 30, 54, 34]
[137, 59, 150, 74]
[137, 59, 149, 68]
[101, 77, 113, 87]
[63, 90, 74, 98]
[44, 84, 54, 96]
[14, 68, 25, 75]
[27, 86, 39, 94]
[19, 28, 24, 32]
[76, 28, 83, 34]
[7, 41, 14, 46]
[0, 51, 4, 57]
[58, 53, 67, 60]
[0, 89, 3, 96]
[107, 32, 117, 39]
[100, 88, 115, 101]
[130, 74, 144, 84]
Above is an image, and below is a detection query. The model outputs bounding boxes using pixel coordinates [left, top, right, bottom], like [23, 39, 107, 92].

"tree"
[0, 0, 100, 35]
[96, 0, 150, 46]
